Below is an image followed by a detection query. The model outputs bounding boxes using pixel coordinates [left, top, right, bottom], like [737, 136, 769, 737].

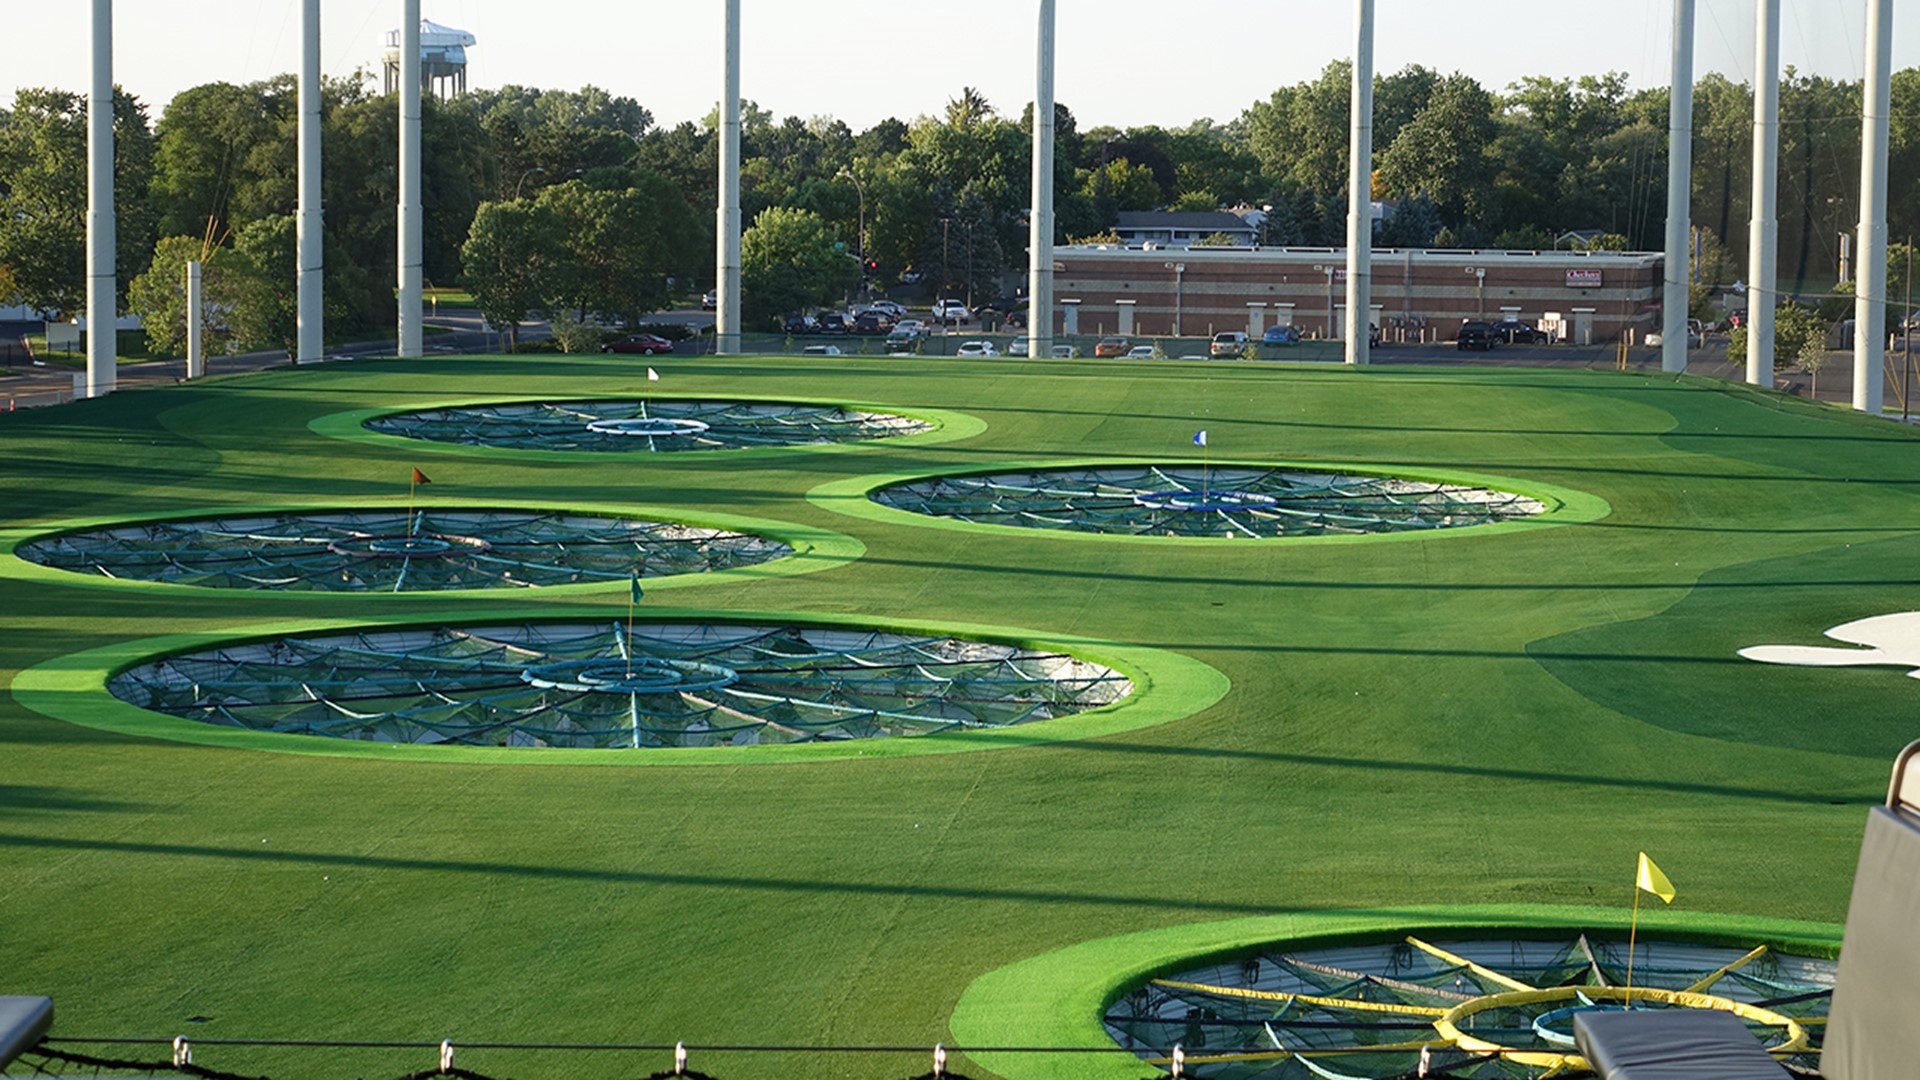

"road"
[5, 312, 1916, 421]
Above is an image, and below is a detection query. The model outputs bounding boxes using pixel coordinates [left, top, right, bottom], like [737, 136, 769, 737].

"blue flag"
[629, 573, 644, 605]
[1193, 430, 1207, 447]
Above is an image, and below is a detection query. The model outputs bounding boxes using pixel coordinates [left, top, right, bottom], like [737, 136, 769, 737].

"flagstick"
[626, 591, 636, 679]
[1202, 441, 1210, 504]
[406, 474, 417, 538]
[1625, 882, 1642, 1009]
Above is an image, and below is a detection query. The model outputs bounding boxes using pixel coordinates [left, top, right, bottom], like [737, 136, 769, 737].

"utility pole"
[86, 0, 115, 398]
[298, 0, 323, 364]
[1344, 0, 1374, 365]
[1854, 0, 1892, 413]
[1027, 0, 1056, 362]
[1662, 0, 1696, 375]
[1746, 0, 1779, 387]
[396, 0, 423, 358]
[716, 0, 742, 355]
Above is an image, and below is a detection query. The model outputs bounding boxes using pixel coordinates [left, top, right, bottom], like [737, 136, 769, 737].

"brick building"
[1048, 246, 1666, 345]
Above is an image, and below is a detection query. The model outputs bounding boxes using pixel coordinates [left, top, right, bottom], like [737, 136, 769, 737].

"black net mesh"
[108, 622, 1132, 749]
[15, 511, 791, 592]
[365, 401, 932, 452]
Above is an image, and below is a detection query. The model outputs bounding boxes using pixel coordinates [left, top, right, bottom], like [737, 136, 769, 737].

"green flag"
[630, 573, 644, 605]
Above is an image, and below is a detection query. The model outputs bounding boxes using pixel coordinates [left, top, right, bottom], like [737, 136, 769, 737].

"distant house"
[1556, 229, 1609, 249]
[1113, 211, 1257, 249]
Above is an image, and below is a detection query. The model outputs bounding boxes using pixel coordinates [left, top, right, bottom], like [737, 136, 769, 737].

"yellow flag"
[1636, 852, 1676, 904]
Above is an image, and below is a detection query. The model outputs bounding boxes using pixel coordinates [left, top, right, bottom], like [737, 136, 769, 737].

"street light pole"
[836, 167, 867, 260]
[86, 0, 115, 398]
[1746, 0, 1780, 387]
[716, 0, 742, 355]
[1344, 0, 1375, 365]
[1662, 0, 1696, 374]
[1854, 0, 1892, 413]
[514, 166, 547, 200]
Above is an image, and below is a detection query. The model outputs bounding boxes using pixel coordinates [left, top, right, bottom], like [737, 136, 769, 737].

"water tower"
[383, 19, 475, 99]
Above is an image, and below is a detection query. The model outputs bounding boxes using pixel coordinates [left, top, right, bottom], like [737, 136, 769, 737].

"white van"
[1210, 331, 1250, 358]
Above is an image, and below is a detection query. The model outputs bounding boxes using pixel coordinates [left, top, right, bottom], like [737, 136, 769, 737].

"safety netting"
[364, 400, 932, 452]
[14, 511, 792, 592]
[1105, 935, 1833, 1078]
[107, 622, 1131, 748]
[871, 467, 1546, 538]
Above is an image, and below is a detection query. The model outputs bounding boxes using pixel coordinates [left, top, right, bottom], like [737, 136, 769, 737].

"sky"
[6, 0, 1913, 132]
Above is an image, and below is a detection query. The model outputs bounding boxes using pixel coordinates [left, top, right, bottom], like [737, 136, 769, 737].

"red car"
[602, 334, 674, 355]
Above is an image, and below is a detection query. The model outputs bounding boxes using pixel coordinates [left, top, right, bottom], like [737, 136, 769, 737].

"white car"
[1008, 339, 1029, 357]
[801, 344, 843, 356]
[933, 299, 970, 324]
[1050, 344, 1079, 359]
[955, 341, 998, 358]
[1124, 345, 1157, 359]
[892, 319, 929, 338]
[866, 300, 909, 320]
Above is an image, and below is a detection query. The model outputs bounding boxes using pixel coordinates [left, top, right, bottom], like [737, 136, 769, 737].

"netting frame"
[309, 394, 988, 462]
[810, 458, 1611, 547]
[0, 500, 863, 600]
[14, 609, 1229, 766]
[948, 903, 1844, 1080]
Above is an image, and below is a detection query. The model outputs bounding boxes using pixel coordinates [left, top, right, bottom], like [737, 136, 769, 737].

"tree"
[0, 87, 155, 317]
[1377, 74, 1499, 227]
[1079, 158, 1160, 214]
[126, 236, 241, 357]
[224, 213, 365, 358]
[535, 171, 704, 326]
[740, 207, 858, 331]
[461, 199, 563, 351]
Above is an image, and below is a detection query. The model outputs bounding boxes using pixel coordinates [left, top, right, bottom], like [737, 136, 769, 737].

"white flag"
[646, 367, 660, 382]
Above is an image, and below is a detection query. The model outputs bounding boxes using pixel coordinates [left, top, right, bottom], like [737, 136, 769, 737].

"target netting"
[1105, 935, 1833, 1078]
[872, 467, 1546, 538]
[14, 511, 791, 592]
[107, 622, 1131, 748]
[364, 401, 932, 452]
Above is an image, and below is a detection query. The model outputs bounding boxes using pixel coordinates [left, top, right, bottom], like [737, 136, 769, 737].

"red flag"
[411, 467, 432, 486]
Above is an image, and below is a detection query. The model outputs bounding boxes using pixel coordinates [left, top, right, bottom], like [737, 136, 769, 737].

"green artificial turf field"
[0, 352, 1913, 1078]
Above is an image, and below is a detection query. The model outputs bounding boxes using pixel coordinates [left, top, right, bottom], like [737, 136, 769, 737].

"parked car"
[1489, 318, 1549, 345]
[1456, 321, 1498, 351]
[603, 334, 674, 355]
[783, 314, 817, 334]
[1008, 338, 1029, 357]
[891, 319, 929, 338]
[1262, 324, 1301, 345]
[865, 300, 908, 320]
[884, 329, 920, 351]
[699, 290, 717, 310]
[1093, 336, 1131, 358]
[801, 344, 842, 356]
[1210, 331, 1251, 358]
[1050, 344, 1080, 359]
[955, 340, 998, 357]
[1124, 345, 1158, 359]
[852, 311, 895, 335]
[1369, 322, 1382, 348]
[816, 312, 849, 335]
[932, 299, 970, 324]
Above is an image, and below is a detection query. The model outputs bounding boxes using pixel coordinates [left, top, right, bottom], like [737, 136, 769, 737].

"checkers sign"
[1565, 268, 1604, 288]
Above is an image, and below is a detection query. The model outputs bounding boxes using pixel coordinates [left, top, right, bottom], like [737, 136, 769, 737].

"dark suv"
[1456, 321, 1498, 351]
[1489, 318, 1549, 345]
[852, 311, 894, 335]
[816, 313, 848, 335]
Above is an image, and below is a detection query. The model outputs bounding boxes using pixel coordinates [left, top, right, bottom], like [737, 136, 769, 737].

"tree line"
[0, 63, 1915, 352]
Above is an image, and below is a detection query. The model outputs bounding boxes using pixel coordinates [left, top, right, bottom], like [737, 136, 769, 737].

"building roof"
[1115, 211, 1256, 233]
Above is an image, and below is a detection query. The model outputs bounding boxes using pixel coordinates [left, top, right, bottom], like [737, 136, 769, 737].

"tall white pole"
[396, 0, 423, 358]
[186, 260, 204, 379]
[1853, 0, 1892, 413]
[1027, 0, 1056, 363]
[1662, 0, 1695, 374]
[715, 0, 742, 355]
[86, 0, 116, 398]
[1746, 0, 1780, 387]
[1344, 0, 1374, 365]
[297, 0, 323, 364]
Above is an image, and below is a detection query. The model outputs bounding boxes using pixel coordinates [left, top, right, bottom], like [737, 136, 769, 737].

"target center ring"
[584, 417, 713, 438]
